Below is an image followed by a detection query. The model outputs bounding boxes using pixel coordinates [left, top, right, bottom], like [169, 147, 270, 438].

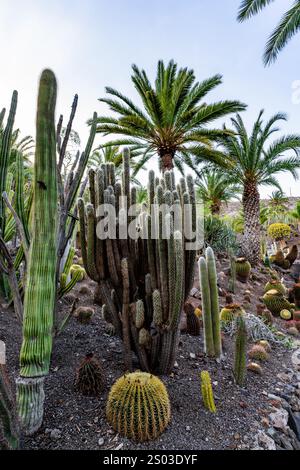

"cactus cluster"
[235, 257, 251, 283]
[234, 315, 247, 386]
[263, 289, 295, 316]
[200, 371, 216, 413]
[78, 150, 197, 374]
[198, 247, 222, 358]
[74, 354, 105, 396]
[106, 372, 170, 442]
[267, 223, 291, 241]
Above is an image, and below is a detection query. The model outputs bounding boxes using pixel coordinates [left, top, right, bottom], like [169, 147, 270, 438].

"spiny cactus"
[74, 306, 94, 324]
[280, 309, 292, 320]
[200, 371, 216, 413]
[198, 247, 222, 358]
[185, 303, 201, 336]
[79, 152, 196, 374]
[247, 362, 262, 375]
[74, 354, 105, 396]
[257, 340, 271, 352]
[264, 279, 286, 296]
[263, 289, 295, 316]
[234, 316, 247, 386]
[235, 257, 251, 283]
[0, 365, 19, 450]
[220, 303, 245, 323]
[291, 283, 300, 308]
[267, 223, 291, 241]
[16, 69, 58, 435]
[106, 372, 171, 442]
[248, 345, 269, 361]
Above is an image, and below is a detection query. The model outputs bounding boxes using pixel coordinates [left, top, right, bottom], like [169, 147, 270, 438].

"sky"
[1, 0, 300, 197]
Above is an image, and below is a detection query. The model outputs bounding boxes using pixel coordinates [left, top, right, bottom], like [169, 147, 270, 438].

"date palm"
[195, 168, 241, 215]
[238, 0, 300, 65]
[220, 110, 300, 264]
[94, 60, 246, 172]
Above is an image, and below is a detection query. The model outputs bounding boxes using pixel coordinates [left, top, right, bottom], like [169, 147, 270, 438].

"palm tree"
[88, 145, 122, 169]
[94, 60, 246, 173]
[237, 0, 300, 65]
[290, 200, 300, 230]
[195, 168, 241, 215]
[219, 110, 300, 264]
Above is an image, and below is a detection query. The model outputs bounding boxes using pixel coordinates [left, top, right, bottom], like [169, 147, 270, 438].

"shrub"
[267, 223, 291, 240]
[204, 215, 238, 254]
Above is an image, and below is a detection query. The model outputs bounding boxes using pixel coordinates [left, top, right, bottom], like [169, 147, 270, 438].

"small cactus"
[264, 280, 286, 296]
[263, 289, 294, 316]
[235, 258, 251, 283]
[257, 340, 271, 352]
[74, 353, 105, 396]
[185, 303, 201, 336]
[106, 372, 170, 442]
[220, 303, 245, 323]
[280, 309, 292, 320]
[247, 362, 262, 375]
[74, 306, 94, 324]
[200, 371, 216, 413]
[248, 345, 269, 361]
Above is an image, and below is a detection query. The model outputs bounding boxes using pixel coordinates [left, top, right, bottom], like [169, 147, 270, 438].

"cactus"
[0, 365, 19, 450]
[280, 309, 292, 320]
[74, 306, 94, 324]
[267, 223, 291, 241]
[106, 372, 170, 442]
[257, 340, 271, 352]
[264, 279, 286, 296]
[256, 307, 274, 325]
[235, 257, 251, 283]
[248, 345, 269, 361]
[16, 70, 58, 435]
[247, 362, 262, 375]
[74, 354, 105, 396]
[198, 248, 222, 358]
[263, 289, 294, 316]
[185, 303, 201, 336]
[78, 150, 195, 374]
[200, 371, 216, 413]
[234, 315, 247, 386]
[220, 303, 245, 323]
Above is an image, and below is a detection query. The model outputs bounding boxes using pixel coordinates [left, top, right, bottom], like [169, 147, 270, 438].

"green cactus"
[200, 371, 216, 413]
[264, 279, 286, 295]
[16, 69, 58, 435]
[235, 257, 251, 283]
[0, 365, 19, 450]
[74, 354, 105, 396]
[263, 289, 294, 316]
[220, 303, 245, 323]
[106, 372, 171, 442]
[234, 316, 247, 386]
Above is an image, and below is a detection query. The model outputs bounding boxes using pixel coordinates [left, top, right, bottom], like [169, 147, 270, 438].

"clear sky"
[1, 0, 300, 197]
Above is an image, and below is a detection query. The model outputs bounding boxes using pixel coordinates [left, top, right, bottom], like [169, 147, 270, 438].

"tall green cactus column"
[16, 69, 58, 435]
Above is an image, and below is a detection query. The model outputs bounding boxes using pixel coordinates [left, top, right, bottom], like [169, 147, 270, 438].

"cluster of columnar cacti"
[200, 370, 216, 413]
[0, 365, 19, 450]
[78, 149, 196, 374]
[234, 315, 247, 386]
[106, 372, 170, 442]
[263, 289, 295, 316]
[74, 354, 105, 396]
[198, 247, 222, 358]
[235, 257, 251, 283]
[16, 70, 58, 435]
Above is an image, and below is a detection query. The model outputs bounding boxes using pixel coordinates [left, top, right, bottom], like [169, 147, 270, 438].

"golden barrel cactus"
[106, 372, 170, 442]
[235, 258, 251, 283]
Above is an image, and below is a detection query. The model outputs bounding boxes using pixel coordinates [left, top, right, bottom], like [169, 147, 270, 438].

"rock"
[279, 435, 294, 450]
[292, 348, 300, 369]
[257, 431, 276, 450]
[190, 287, 201, 299]
[288, 411, 300, 440]
[98, 437, 104, 446]
[287, 327, 299, 337]
[186, 426, 191, 431]
[269, 408, 289, 430]
[50, 429, 61, 440]
[189, 353, 196, 360]
[267, 393, 282, 401]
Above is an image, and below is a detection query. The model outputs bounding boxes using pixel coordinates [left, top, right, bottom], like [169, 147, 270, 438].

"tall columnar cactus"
[200, 370, 216, 413]
[198, 247, 222, 358]
[16, 69, 58, 435]
[78, 151, 195, 374]
[234, 315, 247, 386]
[106, 372, 170, 442]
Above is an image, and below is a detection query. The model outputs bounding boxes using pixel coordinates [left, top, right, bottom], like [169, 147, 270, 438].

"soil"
[0, 258, 298, 451]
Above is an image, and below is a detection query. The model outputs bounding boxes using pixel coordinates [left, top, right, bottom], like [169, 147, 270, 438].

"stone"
[288, 411, 300, 440]
[279, 435, 294, 450]
[291, 348, 300, 369]
[257, 431, 276, 450]
[189, 353, 196, 359]
[269, 409, 289, 430]
[50, 429, 61, 440]
[186, 426, 191, 431]
[98, 437, 104, 446]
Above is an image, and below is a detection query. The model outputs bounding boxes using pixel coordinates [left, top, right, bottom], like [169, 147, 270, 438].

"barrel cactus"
[106, 372, 170, 442]
[264, 279, 286, 296]
[74, 354, 105, 396]
[263, 289, 294, 316]
[280, 309, 292, 320]
[235, 257, 251, 283]
[248, 345, 269, 361]
[220, 303, 245, 323]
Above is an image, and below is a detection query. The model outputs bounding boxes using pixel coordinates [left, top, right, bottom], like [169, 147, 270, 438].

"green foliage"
[267, 223, 291, 240]
[106, 372, 170, 442]
[235, 257, 251, 282]
[263, 289, 295, 316]
[0, 365, 19, 449]
[204, 215, 238, 254]
[74, 354, 105, 396]
[200, 371, 216, 413]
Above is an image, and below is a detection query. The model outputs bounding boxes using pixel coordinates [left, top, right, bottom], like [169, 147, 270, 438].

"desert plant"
[285, 245, 298, 267]
[106, 371, 170, 442]
[0, 364, 19, 450]
[198, 247, 222, 357]
[74, 306, 94, 324]
[185, 303, 201, 336]
[220, 303, 245, 323]
[16, 69, 58, 435]
[204, 215, 238, 254]
[235, 257, 251, 282]
[264, 279, 286, 296]
[200, 370, 216, 413]
[267, 223, 291, 241]
[74, 354, 105, 396]
[78, 151, 196, 374]
[280, 309, 292, 320]
[247, 362, 262, 375]
[248, 344, 269, 361]
[234, 315, 247, 386]
[219, 111, 300, 264]
[257, 340, 271, 352]
[263, 289, 295, 316]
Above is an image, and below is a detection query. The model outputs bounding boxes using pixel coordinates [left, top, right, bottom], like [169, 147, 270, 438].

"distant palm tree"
[238, 0, 300, 65]
[94, 60, 246, 173]
[290, 200, 300, 230]
[220, 110, 300, 264]
[269, 189, 289, 209]
[195, 168, 241, 215]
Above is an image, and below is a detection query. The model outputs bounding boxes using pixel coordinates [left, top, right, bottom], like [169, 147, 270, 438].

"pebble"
[189, 353, 196, 359]
[98, 437, 104, 446]
[186, 426, 191, 431]
[50, 429, 62, 440]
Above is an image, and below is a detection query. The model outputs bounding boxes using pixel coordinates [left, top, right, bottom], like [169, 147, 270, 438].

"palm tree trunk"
[242, 180, 261, 265]
[211, 201, 221, 215]
[160, 153, 174, 172]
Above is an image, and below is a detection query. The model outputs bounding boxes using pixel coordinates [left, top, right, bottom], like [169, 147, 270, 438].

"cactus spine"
[200, 370, 216, 413]
[198, 248, 222, 358]
[234, 315, 247, 386]
[16, 70, 58, 435]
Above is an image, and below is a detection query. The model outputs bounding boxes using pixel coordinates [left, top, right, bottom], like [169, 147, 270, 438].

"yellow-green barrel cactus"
[264, 279, 286, 296]
[220, 303, 245, 323]
[106, 372, 170, 442]
[16, 70, 58, 435]
[235, 257, 251, 283]
[263, 289, 294, 316]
